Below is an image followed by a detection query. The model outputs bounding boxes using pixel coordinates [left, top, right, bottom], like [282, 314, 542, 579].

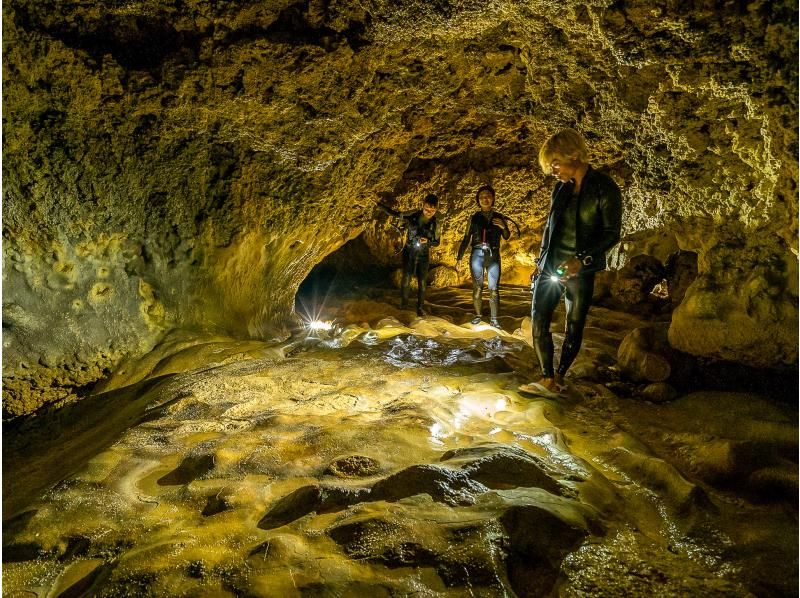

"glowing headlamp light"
[550, 267, 566, 283]
[307, 320, 333, 331]
[414, 239, 422, 248]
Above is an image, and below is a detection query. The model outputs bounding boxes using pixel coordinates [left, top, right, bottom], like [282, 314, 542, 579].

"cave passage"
[3, 287, 796, 597]
[295, 233, 394, 323]
[3, 0, 798, 594]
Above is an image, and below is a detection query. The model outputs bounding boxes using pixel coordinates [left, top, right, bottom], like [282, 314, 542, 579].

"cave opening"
[295, 233, 396, 324]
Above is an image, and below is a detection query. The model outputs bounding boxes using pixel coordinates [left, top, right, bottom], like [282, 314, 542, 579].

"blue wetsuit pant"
[470, 248, 501, 290]
[470, 248, 500, 318]
[531, 272, 595, 377]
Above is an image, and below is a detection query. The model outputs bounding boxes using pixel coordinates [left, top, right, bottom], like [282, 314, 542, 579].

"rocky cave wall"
[3, 0, 797, 417]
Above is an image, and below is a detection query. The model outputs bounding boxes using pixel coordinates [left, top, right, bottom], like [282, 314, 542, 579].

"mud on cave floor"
[3, 284, 797, 597]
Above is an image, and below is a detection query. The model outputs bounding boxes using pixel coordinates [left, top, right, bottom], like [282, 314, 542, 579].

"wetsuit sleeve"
[499, 214, 510, 240]
[376, 203, 401, 218]
[457, 215, 474, 261]
[578, 179, 623, 260]
[429, 218, 442, 247]
[537, 219, 549, 262]
[376, 204, 418, 223]
[537, 185, 560, 264]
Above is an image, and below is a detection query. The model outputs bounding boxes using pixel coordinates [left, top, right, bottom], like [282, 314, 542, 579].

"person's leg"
[531, 275, 561, 380]
[487, 257, 501, 326]
[416, 256, 430, 315]
[470, 250, 485, 323]
[557, 273, 596, 382]
[400, 248, 413, 309]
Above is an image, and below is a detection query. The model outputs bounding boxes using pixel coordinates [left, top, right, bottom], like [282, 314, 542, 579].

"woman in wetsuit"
[520, 128, 622, 395]
[455, 185, 510, 327]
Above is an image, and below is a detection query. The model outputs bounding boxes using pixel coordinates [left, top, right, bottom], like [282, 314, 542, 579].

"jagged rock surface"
[3, 0, 797, 415]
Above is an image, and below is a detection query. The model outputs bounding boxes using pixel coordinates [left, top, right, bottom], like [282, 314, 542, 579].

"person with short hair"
[376, 194, 441, 316]
[455, 185, 510, 327]
[520, 129, 622, 395]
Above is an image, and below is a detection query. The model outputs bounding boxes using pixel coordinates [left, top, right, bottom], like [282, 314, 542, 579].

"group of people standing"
[375, 129, 622, 394]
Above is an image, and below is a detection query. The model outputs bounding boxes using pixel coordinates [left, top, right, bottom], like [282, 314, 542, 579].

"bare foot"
[518, 381, 560, 397]
[540, 377, 557, 391]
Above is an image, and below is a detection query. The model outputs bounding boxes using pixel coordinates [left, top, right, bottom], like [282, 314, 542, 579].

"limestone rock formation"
[609, 253, 666, 307]
[3, 0, 797, 415]
[617, 324, 675, 383]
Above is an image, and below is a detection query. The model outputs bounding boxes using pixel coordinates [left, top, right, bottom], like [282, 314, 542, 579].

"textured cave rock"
[3, 0, 797, 415]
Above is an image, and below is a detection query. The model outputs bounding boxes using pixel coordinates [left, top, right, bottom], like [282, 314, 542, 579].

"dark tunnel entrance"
[295, 234, 394, 318]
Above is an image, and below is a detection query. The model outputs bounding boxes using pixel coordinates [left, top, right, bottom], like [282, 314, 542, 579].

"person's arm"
[537, 184, 560, 261]
[577, 179, 622, 263]
[456, 215, 474, 262]
[429, 218, 442, 247]
[497, 214, 510, 240]
[537, 220, 549, 260]
[375, 202, 400, 218]
[376, 203, 419, 222]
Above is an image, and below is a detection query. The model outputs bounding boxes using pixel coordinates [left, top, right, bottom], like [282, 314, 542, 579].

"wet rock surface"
[617, 325, 669, 382]
[325, 455, 381, 478]
[440, 443, 568, 494]
[2, 289, 796, 596]
[610, 254, 667, 308]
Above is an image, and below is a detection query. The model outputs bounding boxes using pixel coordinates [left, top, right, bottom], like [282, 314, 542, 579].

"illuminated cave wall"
[3, 0, 797, 416]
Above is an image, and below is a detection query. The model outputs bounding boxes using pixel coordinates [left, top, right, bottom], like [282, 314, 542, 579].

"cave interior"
[2, 0, 798, 596]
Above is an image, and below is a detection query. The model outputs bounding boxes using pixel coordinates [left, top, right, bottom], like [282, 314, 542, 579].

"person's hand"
[559, 257, 582, 281]
[491, 217, 504, 227]
[419, 237, 428, 244]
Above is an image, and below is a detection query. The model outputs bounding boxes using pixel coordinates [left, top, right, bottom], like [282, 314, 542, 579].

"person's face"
[549, 154, 581, 183]
[478, 190, 495, 211]
[422, 202, 437, 218]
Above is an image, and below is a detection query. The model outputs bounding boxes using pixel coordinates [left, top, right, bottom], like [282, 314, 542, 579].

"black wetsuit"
[532, 167, 622, 377]
[457, 211, 511, 321]
[378, 205, 441, 312]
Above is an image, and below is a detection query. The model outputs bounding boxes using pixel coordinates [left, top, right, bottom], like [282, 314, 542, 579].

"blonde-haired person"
[520, 129, 622, 396]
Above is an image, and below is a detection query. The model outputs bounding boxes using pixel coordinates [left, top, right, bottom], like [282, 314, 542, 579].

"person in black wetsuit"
[455, 185, 510, 328]
[520, 129, 622, 395]
[376, 194, 441, 316]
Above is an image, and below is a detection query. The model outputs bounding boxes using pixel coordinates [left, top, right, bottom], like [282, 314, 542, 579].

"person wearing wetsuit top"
[455, 185, 510, 327]
[376, 194, 441, 316]
[520, 129, 622, 395]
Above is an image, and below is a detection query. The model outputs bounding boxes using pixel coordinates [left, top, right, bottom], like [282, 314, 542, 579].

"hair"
[423, 193, 439, 207]
[474, 185, 496, 207]
[538, 128, 589, 174]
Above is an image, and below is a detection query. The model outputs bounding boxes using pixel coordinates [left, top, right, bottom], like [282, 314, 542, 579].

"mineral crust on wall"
[3, 0, 797, 415]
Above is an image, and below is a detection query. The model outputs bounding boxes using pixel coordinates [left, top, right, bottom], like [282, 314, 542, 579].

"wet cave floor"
[3, 285, 798, 597]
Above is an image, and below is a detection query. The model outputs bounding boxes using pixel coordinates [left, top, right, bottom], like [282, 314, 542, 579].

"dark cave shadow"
[2, 373, 174, 522]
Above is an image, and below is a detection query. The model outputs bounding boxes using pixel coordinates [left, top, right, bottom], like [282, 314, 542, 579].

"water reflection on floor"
[3, 286, 797, 596]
